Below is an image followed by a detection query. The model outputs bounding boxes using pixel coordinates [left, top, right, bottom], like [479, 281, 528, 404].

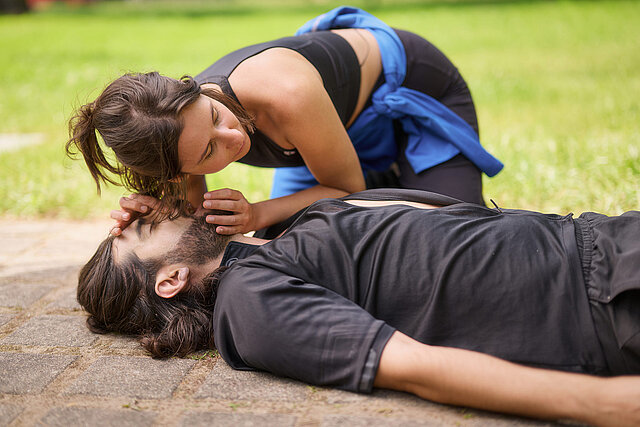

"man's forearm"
[374, 332, 640, 426]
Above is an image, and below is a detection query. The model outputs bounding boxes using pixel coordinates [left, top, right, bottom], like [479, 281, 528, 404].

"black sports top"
[213, 189, 607, 392]
[194, 31, 361, 168]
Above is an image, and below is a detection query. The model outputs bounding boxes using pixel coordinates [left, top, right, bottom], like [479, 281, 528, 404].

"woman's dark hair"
[77, 235, 227, 358]
[66, 72, 254, 217]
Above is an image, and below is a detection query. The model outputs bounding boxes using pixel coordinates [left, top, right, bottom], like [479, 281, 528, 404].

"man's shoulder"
[342, 189, 463, 206]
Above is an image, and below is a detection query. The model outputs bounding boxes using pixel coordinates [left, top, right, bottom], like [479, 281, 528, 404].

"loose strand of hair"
[66, 102, 124, 194]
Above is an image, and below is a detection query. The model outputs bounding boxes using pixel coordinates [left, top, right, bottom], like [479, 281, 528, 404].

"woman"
[67, 7, 502, 236]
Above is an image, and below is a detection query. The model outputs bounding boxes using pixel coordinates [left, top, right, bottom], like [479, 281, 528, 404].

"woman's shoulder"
[229, 50, 326, 114]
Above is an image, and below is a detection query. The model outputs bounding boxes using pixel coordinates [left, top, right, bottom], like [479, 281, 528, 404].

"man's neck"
[233, 234, 270, 246]
[197, 234, 269, 280]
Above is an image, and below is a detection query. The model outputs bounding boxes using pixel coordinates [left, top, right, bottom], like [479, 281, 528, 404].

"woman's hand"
[202, 188, 257, 235]
[110, 194, 160, 236]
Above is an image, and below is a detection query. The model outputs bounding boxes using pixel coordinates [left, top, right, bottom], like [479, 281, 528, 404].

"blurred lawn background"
[0, 0, 638, 219]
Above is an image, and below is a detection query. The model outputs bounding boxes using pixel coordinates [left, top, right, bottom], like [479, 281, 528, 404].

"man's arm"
[375, 331, 640, 427]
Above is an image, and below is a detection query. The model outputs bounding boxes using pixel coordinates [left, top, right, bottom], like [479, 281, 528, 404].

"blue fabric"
[271, 6, 503, 198]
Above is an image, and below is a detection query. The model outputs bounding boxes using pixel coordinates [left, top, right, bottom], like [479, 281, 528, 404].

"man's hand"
[110, 194, 161, 236]
[202, 188, 256, 235]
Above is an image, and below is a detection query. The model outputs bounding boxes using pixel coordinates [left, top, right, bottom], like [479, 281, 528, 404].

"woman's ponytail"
[66, 101, 121, 193]
[66, 72, 202, 198]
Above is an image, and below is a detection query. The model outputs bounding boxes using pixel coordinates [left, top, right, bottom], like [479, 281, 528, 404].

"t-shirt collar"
[220, 241, 260, 267]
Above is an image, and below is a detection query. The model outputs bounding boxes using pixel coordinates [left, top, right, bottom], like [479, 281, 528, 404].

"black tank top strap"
[194, 32, 360, 168]
[199, 75, 302, 167]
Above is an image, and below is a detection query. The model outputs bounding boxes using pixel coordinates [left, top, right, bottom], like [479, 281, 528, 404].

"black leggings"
[366, 29, 485, 205]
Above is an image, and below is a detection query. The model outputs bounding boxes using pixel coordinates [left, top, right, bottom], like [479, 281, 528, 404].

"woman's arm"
[204, 184, 349, 234]
[185, 174, 207, 210]
[203, 50, 368, 234]
[375, 331, 640, 427]
[231, 49, 368, 198]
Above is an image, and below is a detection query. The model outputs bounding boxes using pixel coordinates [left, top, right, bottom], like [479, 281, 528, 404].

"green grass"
[0, 0, 638, 219]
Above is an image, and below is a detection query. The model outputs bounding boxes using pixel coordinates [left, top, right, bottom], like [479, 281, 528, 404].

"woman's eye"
[213, 107, 220, 125]
[205, 142, 215, 159]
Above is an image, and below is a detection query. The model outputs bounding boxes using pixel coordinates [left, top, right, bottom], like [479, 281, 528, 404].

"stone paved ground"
[0, 219, 566, 426]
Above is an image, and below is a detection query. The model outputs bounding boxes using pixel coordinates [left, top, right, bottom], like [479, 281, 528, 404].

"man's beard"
[163, 214, 233, 266]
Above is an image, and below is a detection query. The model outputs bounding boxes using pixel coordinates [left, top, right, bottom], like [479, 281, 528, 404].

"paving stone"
[0, 313, 15, 327]
[0, 403, 23, 425]
[322, 415, 441, 427]
[0, 220, 111, 279]
[0, 353, 76, 393]
[109, 335, 144, 350]
[179, 411, 297, 427]
[325, 404, 557, 426]
[319, 387, 370, 404]
[0, 266, 77, 286]
[324, 388, 427, 407]
[66, 356, 195, 399]
[195, 360, 307, 402]
[27, 228, 111, 264]
[456, 413, 558, 426]
[47, 287, 82, 310]
[1, 315, 96, 347]
[0, 236, 33, 257]
[0, 283, 54, 308]
[39, 407, 156, 427]
[373, 389, 436, 409]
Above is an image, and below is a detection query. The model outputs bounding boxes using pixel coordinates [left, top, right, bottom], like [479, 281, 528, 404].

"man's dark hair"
[77, 234, 226, 358]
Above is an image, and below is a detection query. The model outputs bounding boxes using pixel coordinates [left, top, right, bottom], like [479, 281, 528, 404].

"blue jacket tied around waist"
[270, 7, 503, 198]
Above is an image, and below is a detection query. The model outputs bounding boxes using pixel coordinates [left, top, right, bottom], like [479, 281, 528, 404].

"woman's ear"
[155, 266, 190, 299]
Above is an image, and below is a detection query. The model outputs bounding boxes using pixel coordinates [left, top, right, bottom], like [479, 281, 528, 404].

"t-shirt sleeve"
[212, 265, 396, 393]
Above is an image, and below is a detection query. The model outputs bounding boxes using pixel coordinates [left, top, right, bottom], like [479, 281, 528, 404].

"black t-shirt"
[212, 190, 606, 392]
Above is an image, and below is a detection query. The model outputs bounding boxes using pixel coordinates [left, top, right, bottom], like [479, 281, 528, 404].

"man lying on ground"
[77, 189, 640, 426]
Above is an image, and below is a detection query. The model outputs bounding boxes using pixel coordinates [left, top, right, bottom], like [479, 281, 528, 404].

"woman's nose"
[217, 127, 241, 147]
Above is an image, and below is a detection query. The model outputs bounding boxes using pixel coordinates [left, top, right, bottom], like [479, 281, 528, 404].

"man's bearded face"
[164, 214, 233, 266]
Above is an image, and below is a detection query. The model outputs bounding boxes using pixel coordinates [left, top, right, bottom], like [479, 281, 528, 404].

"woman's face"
[177, 94, 250, 175]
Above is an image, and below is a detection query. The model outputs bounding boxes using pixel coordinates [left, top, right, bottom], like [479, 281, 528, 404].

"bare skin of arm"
[200, 30, 382, 234]
[376, 331, 640, 427]
[199, 51, 365, 233]
[186, 174, 208, 210]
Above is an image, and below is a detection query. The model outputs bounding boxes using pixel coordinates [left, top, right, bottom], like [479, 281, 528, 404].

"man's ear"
[155, 265, 190, 299]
